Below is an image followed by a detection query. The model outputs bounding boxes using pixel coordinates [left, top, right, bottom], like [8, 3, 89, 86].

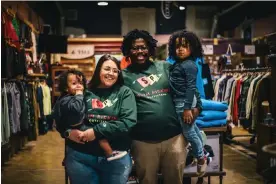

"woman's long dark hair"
[88, 54, 124, 90]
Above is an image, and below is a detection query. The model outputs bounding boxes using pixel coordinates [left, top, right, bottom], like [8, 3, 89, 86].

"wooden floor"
[1, 131, 264, 184]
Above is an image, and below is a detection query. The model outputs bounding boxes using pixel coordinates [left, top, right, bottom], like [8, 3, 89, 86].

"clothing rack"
[222, 67, 271, 73]
[222, 67, 272, 153]
[1, 7, 39, 34]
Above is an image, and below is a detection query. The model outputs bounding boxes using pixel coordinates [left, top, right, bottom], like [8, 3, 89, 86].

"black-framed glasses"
[102, 67, 120, 74]
[131, 46, 148, 52]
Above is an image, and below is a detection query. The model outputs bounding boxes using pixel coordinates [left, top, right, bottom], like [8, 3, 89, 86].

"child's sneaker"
[107, 151, 127, 161]
[197, 157, 207, 177]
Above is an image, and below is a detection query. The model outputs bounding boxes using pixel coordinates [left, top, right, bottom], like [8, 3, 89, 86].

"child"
[168, 30, 207, 177]
[52, 69, 126, 161]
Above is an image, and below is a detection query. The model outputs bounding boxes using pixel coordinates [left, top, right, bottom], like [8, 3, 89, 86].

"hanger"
[6, 8, 16, 18]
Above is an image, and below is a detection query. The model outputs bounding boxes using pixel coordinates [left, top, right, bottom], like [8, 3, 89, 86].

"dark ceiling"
[27, 1, 276, 36]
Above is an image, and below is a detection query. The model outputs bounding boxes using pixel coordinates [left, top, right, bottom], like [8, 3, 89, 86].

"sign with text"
[61, 44, 94, 59]
[244, 45, 255, 55]
[203, 45, 214, 55]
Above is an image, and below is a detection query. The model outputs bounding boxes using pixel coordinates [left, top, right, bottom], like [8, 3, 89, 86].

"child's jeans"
[174, 97, 204, 159]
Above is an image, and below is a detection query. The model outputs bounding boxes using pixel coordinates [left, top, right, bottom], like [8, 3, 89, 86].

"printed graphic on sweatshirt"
[90, 98, 118, 109]
[131, 73, 170, 99]
[87, 114, 118, 124]
[133, 74, 162, 91]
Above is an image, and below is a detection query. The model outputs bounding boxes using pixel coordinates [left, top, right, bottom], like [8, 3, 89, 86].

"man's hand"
[68, 129, 85, 144]
[183, 110, 193, 124]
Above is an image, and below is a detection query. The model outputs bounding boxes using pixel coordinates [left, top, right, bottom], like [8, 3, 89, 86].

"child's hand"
[77, 131, 87, 142]
[75, 84, 84, 95]
[80, 129, 96, 142]
[183, 110, 193, 124]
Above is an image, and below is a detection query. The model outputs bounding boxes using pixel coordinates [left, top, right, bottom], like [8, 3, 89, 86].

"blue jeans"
[174, 98, 204, 159]
[65, 146, 132, 184]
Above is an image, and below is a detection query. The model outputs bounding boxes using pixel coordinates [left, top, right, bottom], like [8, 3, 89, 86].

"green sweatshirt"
[66, 85, 137, 156]
[123, 61, 182, 141]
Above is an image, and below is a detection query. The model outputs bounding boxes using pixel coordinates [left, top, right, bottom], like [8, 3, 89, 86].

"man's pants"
[131, 134, 187, 184]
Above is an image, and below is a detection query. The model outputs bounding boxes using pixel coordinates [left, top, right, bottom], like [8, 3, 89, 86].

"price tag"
[245, 45, 255, 55]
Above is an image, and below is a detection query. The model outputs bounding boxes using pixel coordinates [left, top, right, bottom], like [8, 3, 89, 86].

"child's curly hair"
[168, 30, 203, 60]
[121, 29, 158, 57]
[58, 69, 87, 94]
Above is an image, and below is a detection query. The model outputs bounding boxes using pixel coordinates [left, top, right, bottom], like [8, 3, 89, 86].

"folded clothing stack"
[196, 99, 228, 128]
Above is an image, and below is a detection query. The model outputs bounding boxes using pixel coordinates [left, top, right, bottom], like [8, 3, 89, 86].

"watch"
[64, 129, 72, 138]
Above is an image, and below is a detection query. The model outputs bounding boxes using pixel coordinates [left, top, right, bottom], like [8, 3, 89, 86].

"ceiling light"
[179, 6, 185, 10]
[98, 2, 108, 6]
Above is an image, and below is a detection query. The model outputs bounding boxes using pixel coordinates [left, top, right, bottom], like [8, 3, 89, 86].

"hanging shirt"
[223, 76, 235, 103]
[1, 83, 10, 145]
[245, 74, 263, 119]
[41, 84, 51, 116]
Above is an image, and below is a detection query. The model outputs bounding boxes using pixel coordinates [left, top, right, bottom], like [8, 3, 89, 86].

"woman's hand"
[81, 129, 96, 142]
[68, 129, 85, 144]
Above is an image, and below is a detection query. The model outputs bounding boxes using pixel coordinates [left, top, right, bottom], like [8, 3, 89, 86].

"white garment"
[213, 75, 226, 101]
[41, 84, 52, 116]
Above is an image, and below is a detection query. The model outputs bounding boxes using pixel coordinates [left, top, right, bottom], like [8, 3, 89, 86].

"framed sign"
[61, 44, 94, 59]
[203, 45, 214, 55]
[244, 45, 255, 55]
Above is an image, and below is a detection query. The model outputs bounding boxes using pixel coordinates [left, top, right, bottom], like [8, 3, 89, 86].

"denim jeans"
[174, 98, 204, 159]
[65, 146, 132, 184]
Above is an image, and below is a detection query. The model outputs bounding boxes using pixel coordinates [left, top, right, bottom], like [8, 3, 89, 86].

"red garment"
[120, 57, 131, 69]
[233, 79, 242, 124]
[2, 12, 20, 49]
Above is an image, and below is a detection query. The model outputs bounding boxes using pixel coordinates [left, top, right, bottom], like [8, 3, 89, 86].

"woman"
[60, 54, 137, 184]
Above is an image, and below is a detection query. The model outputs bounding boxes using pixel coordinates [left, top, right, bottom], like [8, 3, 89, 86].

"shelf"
[27, 73, 46, 77]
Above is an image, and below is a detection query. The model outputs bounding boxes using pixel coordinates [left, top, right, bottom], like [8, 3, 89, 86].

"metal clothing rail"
[222, 67, 271, 73]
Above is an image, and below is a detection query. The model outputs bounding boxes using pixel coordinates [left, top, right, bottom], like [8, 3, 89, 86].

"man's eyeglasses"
[131, 46, 148, 52]
[102, 67, 120, 74]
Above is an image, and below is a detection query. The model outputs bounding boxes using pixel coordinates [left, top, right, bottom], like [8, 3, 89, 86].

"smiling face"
[175, 37, 191, 60]
[98, 59, 120, 88]
[130, 38, 149, 64]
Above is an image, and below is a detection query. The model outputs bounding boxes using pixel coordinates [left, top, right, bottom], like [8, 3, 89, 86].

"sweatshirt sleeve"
[60, 94, 86, 126]
[93, 87, 137, 140]
[181, 61, 198, 110]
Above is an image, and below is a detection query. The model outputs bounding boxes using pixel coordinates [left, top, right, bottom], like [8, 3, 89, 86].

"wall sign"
[61, 44, 94, 59]
[161, 1, 174, 19]
[203, 45, 214, 55]
[244, 45, 255, 55]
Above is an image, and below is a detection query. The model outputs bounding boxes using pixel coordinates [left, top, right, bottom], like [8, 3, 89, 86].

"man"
[121, 29, 202, 184]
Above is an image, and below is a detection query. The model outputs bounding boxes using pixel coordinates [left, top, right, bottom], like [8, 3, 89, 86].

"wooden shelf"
[27, 73, 46, 77]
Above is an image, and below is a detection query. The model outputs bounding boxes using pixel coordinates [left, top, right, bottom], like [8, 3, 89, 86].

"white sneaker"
[107, 151, 128, 161]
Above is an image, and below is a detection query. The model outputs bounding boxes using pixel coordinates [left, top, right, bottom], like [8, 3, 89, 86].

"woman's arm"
[87, 87, 137, 141]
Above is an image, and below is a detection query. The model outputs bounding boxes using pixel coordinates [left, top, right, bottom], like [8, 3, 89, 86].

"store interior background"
[1, 1, 276, 184]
